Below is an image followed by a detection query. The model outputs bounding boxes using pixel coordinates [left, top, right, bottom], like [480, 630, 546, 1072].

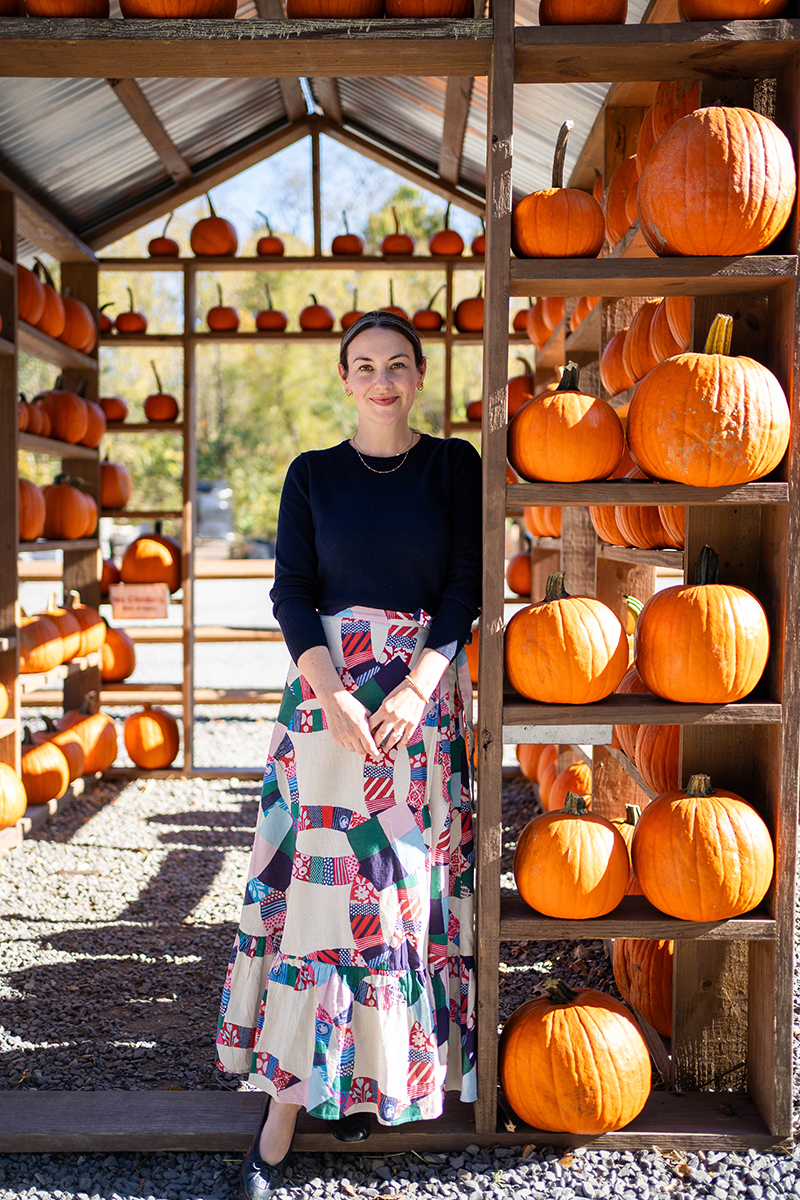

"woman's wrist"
[404, 676, 429, 703]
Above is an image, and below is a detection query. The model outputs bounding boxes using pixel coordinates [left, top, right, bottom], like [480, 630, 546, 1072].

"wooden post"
[0, 190, 18, 772]
[311, 127, 322, 260]
[444, 262, 454, 437]
[183, 264, 196, 774]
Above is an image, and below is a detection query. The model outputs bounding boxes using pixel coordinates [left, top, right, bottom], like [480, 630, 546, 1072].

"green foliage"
[362, 184, 446, 255]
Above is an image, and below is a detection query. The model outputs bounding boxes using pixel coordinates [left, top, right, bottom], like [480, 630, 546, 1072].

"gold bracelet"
[405, 676, 429, 704]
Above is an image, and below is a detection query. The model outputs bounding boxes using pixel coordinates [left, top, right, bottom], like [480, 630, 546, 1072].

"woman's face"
[339, 326, 426, 433]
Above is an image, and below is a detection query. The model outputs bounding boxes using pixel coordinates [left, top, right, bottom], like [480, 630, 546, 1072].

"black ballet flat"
[332, 1112, 372, 1143]
[240, 1097, 294, 1200]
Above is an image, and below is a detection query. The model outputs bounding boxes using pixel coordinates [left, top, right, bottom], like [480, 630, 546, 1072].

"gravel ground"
[1, 717, 799, 1200]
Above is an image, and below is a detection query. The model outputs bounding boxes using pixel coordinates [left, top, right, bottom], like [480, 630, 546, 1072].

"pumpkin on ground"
[499, 978, 651, 1134]
[0, 763, 26, 830]
[612, 938, 673, 1037]
[513, 122, 605, 258]
[101, 625, 137, 683]
[632, 773, 774, 921]
[634, 723, 679, 794]
[626, 314, 791, 487]
[19, 611, 63, 674]
[19, 479, 45, 542]
[506, 571, 628, 704]
[190, 192, 238, 256]
[638, 107, 796, 257]
[514, 793, 629, 918]
[56, 703, 118, 774]
[611, 804, 644, 896]
[66, 591, 106, 657]
[21, 729, 70, 804]
[507, 362, 624, 483]
[124, 706, 180, 769]
[121, 528, 182, 593]
[634, 545, 770, 704]
[547, 761, 592, 812]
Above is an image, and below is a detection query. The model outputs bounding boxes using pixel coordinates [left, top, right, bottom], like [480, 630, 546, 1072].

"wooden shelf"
[514, 19, 800, 86]
[19, 683, 285, 706]
[0, 256, 13, 277]
[194, 559, 274, 579]
[508, 480, 788, 506]
[99, 333, 183, 346]
[99, 330, 520, 346]
[105, 422, 184, 433]
[597, 543, 686, 569]
[18, 432, 99, 460]
[0, 334, 14, 356]
[18, 321, 97, 371]
[503, 693, 782, 728]
[509, 254, 798, 298]
[101, 508, 182, 520]
[0, 636, 16, 652]
[0, 718, 17, 739]
[125, 625, 282, 643]
[500, 892, 775, 941]
[18, 653, 100, 695]
[566, 301, 601, 353]
[18, 538, 99, 553]
[0, 779, 85, 855]
[99, 254, 488, 272]
[604, 744, 658, 802]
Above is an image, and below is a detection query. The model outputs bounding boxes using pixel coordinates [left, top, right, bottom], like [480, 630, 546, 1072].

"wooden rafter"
[107, 78, 193, 186]
[314, 78, 343, 125]
[0, 166, 95, 263]
[83, 118, 313, 250]
[438, 76, 473, 184]
[253, 0, 308, 122]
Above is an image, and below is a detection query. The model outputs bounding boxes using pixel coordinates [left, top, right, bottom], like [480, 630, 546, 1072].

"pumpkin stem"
[154, 520, 163, 535]
[477, 277, 483, 299]
[544, 571, 570, 602]
[443, 201, 451, 230]
[22, 727, 34, 747]
[515, 355, 534, 377]
[426, 284, 445, 310]
[161, 212, 174, 237]
[99, 302, 114, 314]
[686, 773, 716, 797]
[703, 313, 733, 356]
[54, 472, 72, 486]
[47, 590, 59, 612]
[556, 361, 580, 392]
[309, 294, 318, 305]
[480, 217, 486, 233]
[351, 286, 358, 311]
[624, 803, 642, 826]
[389, 279, 395, 306]
[41, 715, 58, 733]
[216, 282, 224, 308]
[562, 790, 590, 815]
[551, 121, 574, 190]
[264, 282, 274, 310]
[77, 380, 88, 398]
[126, 285, 135, 313]
[693, 544, 719, 587]
[542, 977, 576, 1005]
[33, 257, 57, 291]
[67, 590, 81, 609]
[342, 210, 350, 236]
[256, 210, 272, 236]
[206, 192, 217, 219]
[150, 360, 163, 394]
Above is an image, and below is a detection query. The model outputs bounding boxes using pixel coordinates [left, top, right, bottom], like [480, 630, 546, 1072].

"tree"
[363, 185, 445, 255]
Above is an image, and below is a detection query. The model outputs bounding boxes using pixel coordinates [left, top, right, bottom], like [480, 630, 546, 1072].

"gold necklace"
[351, 433, 416, 474]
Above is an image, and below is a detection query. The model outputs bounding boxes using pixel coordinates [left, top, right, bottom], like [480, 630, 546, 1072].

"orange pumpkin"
[627, 314, 790, 487]
[428, 203, 464, 256]
[634, 723, 679, 794]
[18, 397, 29, 432]
[538, 757, 559, 811]
[379, 280, 409, 322]
[114, 286, 147, 334]
[537, 743, 558, 785]
[148, 212, 180, 257]
[380, 205, 415, 256]
[453, 280, 484, 333]
[507, 356, 537, 418]
[40, 592, 82, 663]
[21, 395, 43, 436]
[514, 793, 630, 918]
[56, 702, 118, 774]
[604, 156, 639, 246]
[124, 705, 180, 769]
[17, 263, 45, 326]
[385, 0, 471, 12]
[649, 298, 683, 363]
[27, 0, 109, 13]
[299, 294, 335, 332]
[588, 504, 627, 547]
[32, 259, 65, 339]
[99, 395, 129, 423]
[508, 362, 625, 482]
[621, 300, 661, 383]
[207, 282, 239, 332]
[600, 329, 635, 398]
[526, 299, 555, 350]
[499, 978, 651, 1134]
[255, 282, 288, 332]
[665, 295, 691, 349]
[539, 0, 626, 18]
[650, 79, 701, 141]
[634, 544, 769, 704]
[658, 505, 685, 547]
[523, 506, 561, 538]
[143, 360, 179, 422]
[331, 211, 364, 256]
[613, 666, 651, 762]
[18, 611, 63, 674]
[470, 223, 485, 256]
[614, 468, 679, 551]
[32, 716, 86, 784]
[635, 104, 657, 173]
[547, 761, 592, 812]
[0, 763, 27, 830]
[101, 560, 121, 598]
[81, 399, 107, 449]
[60, 293, 97, 353]
[505, 552, 532, 597]
[18, 478, 45, 542]
[612, 803, 644, 896]
[412, 285, 445, 332]
[21, 729, 70, 804]
[516, 743, 544, 783]
[100, 459, 133, 511]
[505, 571, 628, 704]
[121, 528, 182, 593]
[612, 938, 673, 1037]
[638, 107, 796, 257]
[570, 294, 599, 332]
[101, 625, 137, 683]
[36, 382, 89, 444]
[66, 591, 106, 657]
[0, 682, 7, 720]
[43, 475, 94, 541]
[513, 299, 533, 333]
[190, 192, 238, 257]
[632, 773, 774, 921]
[512, 122, 604, 258]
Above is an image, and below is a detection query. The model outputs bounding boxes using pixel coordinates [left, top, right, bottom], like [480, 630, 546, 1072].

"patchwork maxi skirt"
[216, 606, 477, 1124]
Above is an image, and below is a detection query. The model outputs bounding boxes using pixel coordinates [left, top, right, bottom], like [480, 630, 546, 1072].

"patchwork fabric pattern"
[217, 607, 476, 1125]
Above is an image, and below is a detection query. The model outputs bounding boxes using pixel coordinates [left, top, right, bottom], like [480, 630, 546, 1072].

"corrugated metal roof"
[332, 76, 446, 172]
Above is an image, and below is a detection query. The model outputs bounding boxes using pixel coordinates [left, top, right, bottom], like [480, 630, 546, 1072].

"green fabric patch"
[277, 678, 303, 728]
[353, 677, 385, 715]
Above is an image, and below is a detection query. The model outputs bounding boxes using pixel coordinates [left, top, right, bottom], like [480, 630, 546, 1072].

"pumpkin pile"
[18, 592, 106, 675]
[17, 261, 97, 354]
[19, 380, 106, 449]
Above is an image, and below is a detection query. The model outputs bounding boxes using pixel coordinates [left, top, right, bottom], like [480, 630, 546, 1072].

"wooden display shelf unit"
[18, 538, 100, 553]
[0, 779, 85, 855]
[18, 652, 101, 695]
[99, 254, 488, 272]
[101, 508, 182, 520]
[100, 330, 527, 347]
[105, 421, 184, 433]
[18, 320, 98, 372]
[125, 625, 283, 644]
[18, 432, 99, 459]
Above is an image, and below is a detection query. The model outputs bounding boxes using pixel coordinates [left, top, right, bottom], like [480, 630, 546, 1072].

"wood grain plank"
[509, 255, 797, 298]
[18, 432, 100, 460]
[439, 76, 474, 184]
[255, 0, 308, 122]
[182, 266, 196, 774]
[561, 507, 596, 595]
[0, 167, 95, 265]
[18, 321, 98, 372]
[508, 481, 788, 506]
[597, 544, 685, 569]
[603, 745, 658, 803]
[502, 694, 782, 726]
[107, 78, 193, 185]
[0, 188, 17, 774]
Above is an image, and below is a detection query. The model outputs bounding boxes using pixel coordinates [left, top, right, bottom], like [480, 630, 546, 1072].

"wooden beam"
[83, 118, 312, 250]
[438, 76, 473, 184]
[0, 167, 95, 264]
[315, 77, 343, 124]
[254, 0, 308, 122]
[107, 78, 193, 186]
[317, 117, 485, 219]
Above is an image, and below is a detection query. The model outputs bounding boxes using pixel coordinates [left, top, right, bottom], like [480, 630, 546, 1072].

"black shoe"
[332, 1112, 371, 1143]
[240, 1097, 293, 1200]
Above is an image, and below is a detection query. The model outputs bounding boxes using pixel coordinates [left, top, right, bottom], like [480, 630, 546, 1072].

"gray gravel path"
[2, 715, 799, 1200]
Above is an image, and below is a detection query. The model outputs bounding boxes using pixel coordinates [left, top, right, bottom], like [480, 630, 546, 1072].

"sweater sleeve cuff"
[426, 598, 476, 664]
[274, 599, 328, 664]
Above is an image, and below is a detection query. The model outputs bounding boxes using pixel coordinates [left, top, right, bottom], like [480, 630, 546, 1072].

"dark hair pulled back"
[339, 310, 425, 373]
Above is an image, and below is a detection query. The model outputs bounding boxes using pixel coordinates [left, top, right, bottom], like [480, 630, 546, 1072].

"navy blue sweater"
[270, 434, 482, 664]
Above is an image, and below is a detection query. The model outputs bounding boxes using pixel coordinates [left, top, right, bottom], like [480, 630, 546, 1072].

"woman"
[217, 312, 482, 1200]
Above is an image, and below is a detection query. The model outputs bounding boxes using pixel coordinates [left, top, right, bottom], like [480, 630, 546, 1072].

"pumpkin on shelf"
[206, 282, 240, 332]
[507, 355, 537, 417]
[507, 361, 625, 482]
[143, 361, 180, 423]
[612, 665, 651, 762]
[536, 743, 558, 785]
[611, 804, 644, 896]
[650, 78, 700, 141]
[60, 291, 97, 354]
[453, 280, 484, 333]
[638, 107, 796, 257]
[627, 313, 791, 487]
[148, 212, 180, 257]
[27, 0, 109, 13]
[412, 285, 445, 332]
[66, 591, 106, 657]
[539, 0, 626, 20]
[635, 545, 770, 704]
[635, 104, 657, 174]
[634, 723, 679, 794]
[547, 761, 592, 813]
[613, 468, 680, 551]
[17, 263, 45, 327]
[512, 299, 534, 333]
[81, 398, 107, 449]
[516, 743, 545, 784]
[39, 592, 82, 663]
[380, 205, 415, 256]
[599, 329, 635, 397]
[42, 475, 96, 541]
[18, 611, 62, 674]
[0, 0, 25, 15]
[512, 121, 605, 258]
[523, 505, 561, 538]
[56, 701, 118, 774]
[101, 624, 137, 683]
[99, 395, 129, 423]
[255, 283, 288, 332]
[470, 220, 486, 256]
[287, 0, 381, 16]
[632, 773, 774, 921]
[499, 978, 651, 1135]
[18, 397, 28, 432]
[32, 259, 66, 340]
[648, 297, 683, 363]
[31, 716, 86, 784]
[505, 571, 629, 704]
[664, 295, 691, 350]
[429, 203, 464, 257]
[36, 379, 89, 444]
[18, 478, 46, 542]
[379, 280, 409, 322]
[604, 155, 639, 246]
[190, 192, 238, 257]
[514, 792, 630, 918]
[255, 212, 285, 257]
[340, 288, 365, 332]
[97, 302, 114, 334]
[570, 294, 599, 332]
[124, 706, 180, 769]
[101, 559, 121, 598]
[299, 294, 335, 332]
[100, 458, 134, 511]
[612, 938, 673, 1037]
[0, 763, 26, 831]
[386, 0, 471, 13]
[588, 503, 627, 548]
[505, 551, 532, 598]
[658, 504, 685, 547]
[120, 525, 182, 593]
[114, 286, 148, 334]
[538, 755, 559, 811]
[525, 298, 554, 350]
[20, 728, 70, 805]
[0, 682, 7, 720]
[331, 211, 364, 257]
[621, 300, 661, 383]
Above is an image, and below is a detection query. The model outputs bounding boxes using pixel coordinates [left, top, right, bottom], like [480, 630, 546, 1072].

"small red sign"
[109, 583, 169, 620]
